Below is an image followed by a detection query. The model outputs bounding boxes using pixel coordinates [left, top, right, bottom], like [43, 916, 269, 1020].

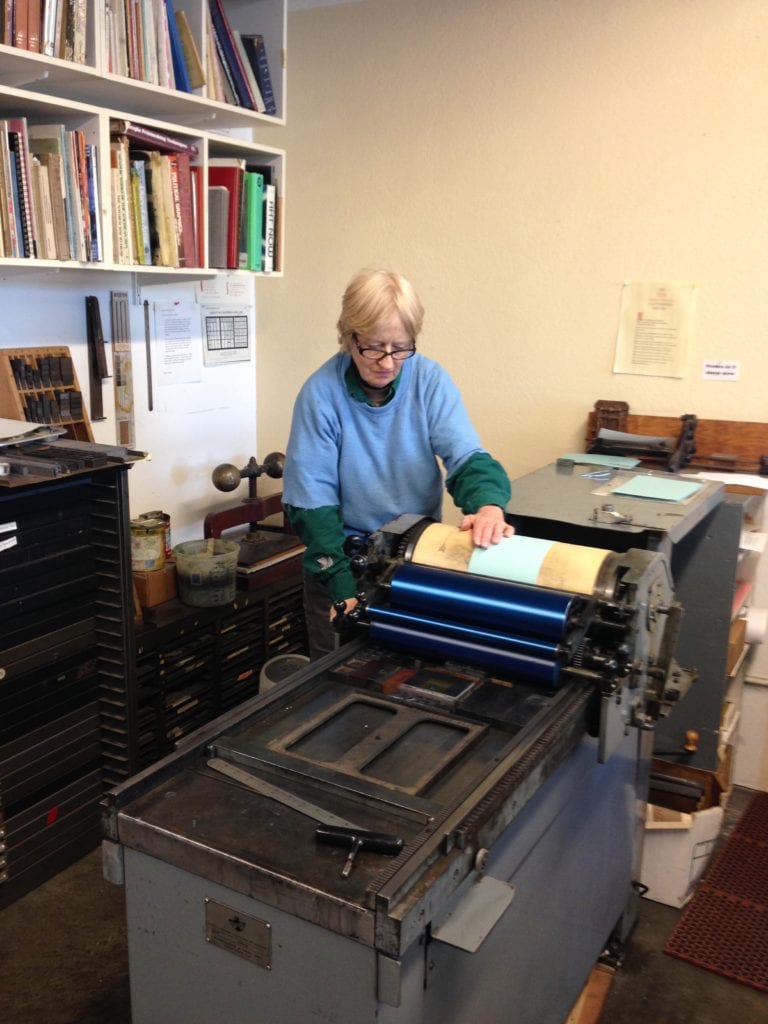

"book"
[206, 0, 257, 109]
[207, 185, 229, 269]
[64, 128, 86, 260]
[0, 120, 19, 257]
[30, 157, 56, 258]
[27, 124, 72, 261]
[174, 8, 205, 89]
[243, 170, 263, 271]
[71, 0, 87, 64]
[164, 0, 191, 92]
[28, 0, 43, 52]
[154, 0, 173, 88]
[172, 149, 196, 267]
[41, 0, 61, 56]
[7, 118, 37, 258]
[190, 163, 204, 267]
[42, 152, 71, 261]
[138, 151, 163, 264]
[232, 30, 265, 113]
[130, 158, 152, 264]
[154, 149, 178, 266]
[208, 159, 244, 269]
[84, 143, 101, 261]
[262, 181, 275, 273]
[110, 120, 198, 155]
[240, 33, 277, 117]
[14, 0, 29, 49]
[110, 136, 135, 264]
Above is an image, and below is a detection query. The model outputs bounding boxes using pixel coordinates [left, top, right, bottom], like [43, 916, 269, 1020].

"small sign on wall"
[702, 360, 740, 381]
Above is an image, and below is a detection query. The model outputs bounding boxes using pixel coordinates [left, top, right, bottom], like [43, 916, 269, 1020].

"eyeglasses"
[353, 334, 416, 363]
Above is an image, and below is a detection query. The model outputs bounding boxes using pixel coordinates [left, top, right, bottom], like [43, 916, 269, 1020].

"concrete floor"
[0, 788, 765, 1024]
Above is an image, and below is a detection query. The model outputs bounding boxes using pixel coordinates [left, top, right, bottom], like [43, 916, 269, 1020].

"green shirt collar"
[344, 361, 401, 406]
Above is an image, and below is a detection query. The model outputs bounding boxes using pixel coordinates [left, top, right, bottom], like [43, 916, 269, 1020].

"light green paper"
[611, 475, 703, 502]
[468, 535, 553, 584]
[560, 453, 640, 468]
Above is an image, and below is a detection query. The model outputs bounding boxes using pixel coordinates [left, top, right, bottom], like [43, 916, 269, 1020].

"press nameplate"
[204, 898, 272, 969]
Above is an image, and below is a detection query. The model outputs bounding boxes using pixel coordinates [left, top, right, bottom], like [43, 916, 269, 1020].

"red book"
[14, 0, 29, 49]
[173, 151, 196, 267]
[28, 0, 41, 52]
[207, 160, 243, 270]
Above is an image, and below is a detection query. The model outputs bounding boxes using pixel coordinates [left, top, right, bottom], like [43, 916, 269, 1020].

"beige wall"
[258, 0, 768, 510]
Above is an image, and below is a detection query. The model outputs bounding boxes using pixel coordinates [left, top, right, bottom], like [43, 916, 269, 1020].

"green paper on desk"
[612, 476, 703, 502]
[560, 453, 640, 468]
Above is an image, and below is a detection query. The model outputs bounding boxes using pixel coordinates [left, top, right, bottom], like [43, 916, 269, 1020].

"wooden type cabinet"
[0, 460, 306, 908]
[0, 0, 286, 275]
[0, 462, 135, 909]
[114, 569, 307, 782]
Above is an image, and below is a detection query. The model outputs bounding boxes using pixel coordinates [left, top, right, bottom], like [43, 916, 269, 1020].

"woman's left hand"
[459, 505, 515, 548]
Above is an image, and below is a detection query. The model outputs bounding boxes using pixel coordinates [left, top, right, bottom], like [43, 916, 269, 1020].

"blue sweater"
[283, 352, 490, 533]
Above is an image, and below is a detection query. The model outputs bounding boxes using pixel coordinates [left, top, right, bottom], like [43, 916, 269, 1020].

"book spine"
[41, 153, 70, 260]
[190, 164, 204, 267]
[85, 143, 101, 261]
[14, 0, 29, 50]
[72, 0, 86, 64]
[167, 152, 183, 264]
[262, 181, 275, 273]
[73, 129, 92, 260]
[174, 150, 196, 267]
[28, 0, 42, 52]
[110, 120, 197, 155]
[232, 30, 264, 112]
[42, 0, 59, 56]
[175, 9, 205, 90]
[3, 1, 14, 49]
[242, 33, 277, 116]
[0, 121, 21, 257]
[132, 158, 152, 264]
[164, 0, 191, 92]
[245, 170, 263, 272]
[8, 157, 25, 258]
[7, 120, 38, 258]
[64, 0, 76, 62]
[62, 129, 84, 260]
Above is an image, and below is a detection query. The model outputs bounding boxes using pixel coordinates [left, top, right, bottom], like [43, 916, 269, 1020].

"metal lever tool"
[315, 825, 404, 878]
[206, 758, 403, 876]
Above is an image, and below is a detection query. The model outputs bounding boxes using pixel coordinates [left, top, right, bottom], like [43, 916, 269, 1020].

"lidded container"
[130, 517, 166, 571]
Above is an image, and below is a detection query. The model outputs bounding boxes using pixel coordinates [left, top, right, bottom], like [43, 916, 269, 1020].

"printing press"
[103, 466, 730, 1024]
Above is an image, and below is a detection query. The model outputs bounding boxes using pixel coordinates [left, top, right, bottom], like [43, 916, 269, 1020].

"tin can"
[131, 517, 167, 571]
[139, 510, 172, 560]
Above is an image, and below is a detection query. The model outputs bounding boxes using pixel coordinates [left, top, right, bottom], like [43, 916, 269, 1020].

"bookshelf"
[0, 0, 286, 276]
[0, 345, 94, 441]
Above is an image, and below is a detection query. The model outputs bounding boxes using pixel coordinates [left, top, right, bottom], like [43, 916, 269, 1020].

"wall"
[4, 1, 767, 539]
[0, 274, 257, 544]
[257, 0, 768, 515]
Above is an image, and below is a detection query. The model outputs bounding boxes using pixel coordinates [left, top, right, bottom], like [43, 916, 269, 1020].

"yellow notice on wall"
[613, 281, 697, 379]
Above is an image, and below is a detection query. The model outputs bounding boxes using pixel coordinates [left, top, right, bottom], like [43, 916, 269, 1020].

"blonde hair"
[337, 269, 424, 351]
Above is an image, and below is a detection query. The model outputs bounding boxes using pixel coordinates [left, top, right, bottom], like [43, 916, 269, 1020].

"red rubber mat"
[664, 791, 768, 992]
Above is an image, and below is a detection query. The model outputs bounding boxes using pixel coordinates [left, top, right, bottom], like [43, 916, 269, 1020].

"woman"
[283, 268, 513, 658]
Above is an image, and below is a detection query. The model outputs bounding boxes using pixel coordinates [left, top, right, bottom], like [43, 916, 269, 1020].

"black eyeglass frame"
[352, 333, 416, 363]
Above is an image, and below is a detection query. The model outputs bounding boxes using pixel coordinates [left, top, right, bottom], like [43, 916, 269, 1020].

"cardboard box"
[133, 563, 177, 607]
[640, 803, 724, 907]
